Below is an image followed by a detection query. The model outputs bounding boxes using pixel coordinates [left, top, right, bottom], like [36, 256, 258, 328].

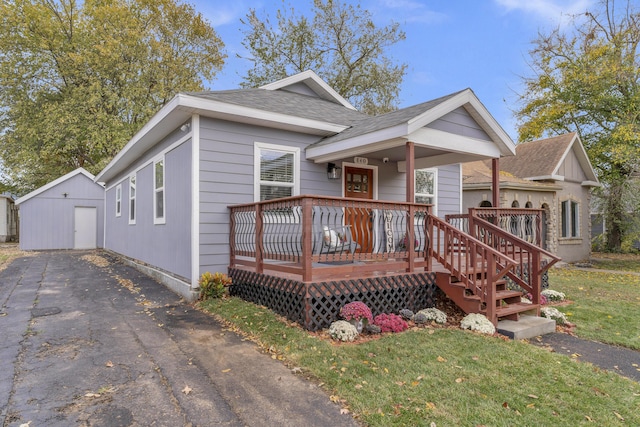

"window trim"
[154, 157, 166, 224]
[253, 142, 300, 202]
[115, 184, 122, 217]
[560, 198, 580, 238]
[414, 167, 437, 216]
[129, 174, 136, 225]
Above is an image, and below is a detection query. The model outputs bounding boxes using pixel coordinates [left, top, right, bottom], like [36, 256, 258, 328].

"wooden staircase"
[427, 213, 558, 326]
[435, 273, 538, 324]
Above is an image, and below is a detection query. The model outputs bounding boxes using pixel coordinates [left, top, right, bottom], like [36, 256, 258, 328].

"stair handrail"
[469, 216, 561, 304]
[427, 214, 518, 323]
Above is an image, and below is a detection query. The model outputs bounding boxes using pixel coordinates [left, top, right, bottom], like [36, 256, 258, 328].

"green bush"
[198, 272, 232, 300]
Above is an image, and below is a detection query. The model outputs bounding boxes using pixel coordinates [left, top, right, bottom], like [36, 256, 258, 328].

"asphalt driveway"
[0, 251, 358, 427]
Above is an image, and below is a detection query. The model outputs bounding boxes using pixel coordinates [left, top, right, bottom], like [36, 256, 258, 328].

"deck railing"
[229, 195, 432, 281]
[467, 216, 560, 304]
[427, 214, 517, 324]
[446, 208, 544, 246]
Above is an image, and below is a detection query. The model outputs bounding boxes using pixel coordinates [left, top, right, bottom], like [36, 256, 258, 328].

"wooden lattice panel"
[305, 274, 437, 330]
[228, 268, 437, 331]
[228, 269, 306, 324]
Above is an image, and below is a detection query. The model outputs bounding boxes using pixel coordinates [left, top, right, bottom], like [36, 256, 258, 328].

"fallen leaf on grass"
[182, 385, 192, 395]
[437, 356, 447, 362]
[585, 415, 593, 422]
[455, 377, 464, 383]
[330, 395, 340, 403]
[340, 408, 350, 415]
[614, 412, 624, 421]
[528, 394, 539, 399]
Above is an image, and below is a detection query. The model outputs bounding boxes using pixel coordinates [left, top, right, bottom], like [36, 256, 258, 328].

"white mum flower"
[328, 320, 359, 342]
[417, 308, 447, 324]
[541, 289, 566, 302]
[460, 313, 496, 335]
[541, 307, 567, 325]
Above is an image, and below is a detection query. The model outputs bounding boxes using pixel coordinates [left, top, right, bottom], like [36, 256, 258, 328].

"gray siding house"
[94, 70, 517, 301]
[15, 168, 105, 250]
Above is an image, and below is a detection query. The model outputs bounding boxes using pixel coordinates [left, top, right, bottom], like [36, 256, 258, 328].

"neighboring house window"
[415, 168, 437, 215]
[129, 175, 136, 224]
[115, 184, 122, 217]
[479, 200, 492, 207]
[561, 199, 580, 238]
[154, 158, 165, 223]
[254, 142, 300, 201]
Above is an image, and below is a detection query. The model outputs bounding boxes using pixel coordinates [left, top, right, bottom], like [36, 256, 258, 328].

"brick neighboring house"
[463, 133, 600, 263]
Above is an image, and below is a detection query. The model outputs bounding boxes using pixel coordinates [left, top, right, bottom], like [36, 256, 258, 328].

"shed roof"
[15, 168, 99, 205]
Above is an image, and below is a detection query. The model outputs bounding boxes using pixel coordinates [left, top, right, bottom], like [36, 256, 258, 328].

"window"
[415, 168, 437, 214]
[254, 143, 299, 201]
[154, 158, 165, 223]
[561, 199, 580, 238]
[115, 184, 122, 217]
[129, 174, 136, 224]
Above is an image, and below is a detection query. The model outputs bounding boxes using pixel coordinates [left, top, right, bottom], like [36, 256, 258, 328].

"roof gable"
[501, 133, 599, 185]
[15, 168, 100, 205]
[259, 70, 356, 110]
[306, 88, 516, 165]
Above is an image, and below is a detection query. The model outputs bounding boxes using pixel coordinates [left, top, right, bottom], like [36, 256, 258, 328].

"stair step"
[496, 290, 523, 300]
[494, 303, 539, 317]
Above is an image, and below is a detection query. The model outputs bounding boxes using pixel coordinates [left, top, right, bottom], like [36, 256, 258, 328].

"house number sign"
[353, 157, 368, 165]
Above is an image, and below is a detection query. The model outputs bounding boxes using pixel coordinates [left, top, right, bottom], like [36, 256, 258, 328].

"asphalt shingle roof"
[309, 90, 467, 147]
[500, 133, 576, 178]
[187, 88, 367, 127]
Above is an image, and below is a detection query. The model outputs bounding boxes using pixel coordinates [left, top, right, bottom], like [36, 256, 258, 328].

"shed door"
[74, 207, 97, 249]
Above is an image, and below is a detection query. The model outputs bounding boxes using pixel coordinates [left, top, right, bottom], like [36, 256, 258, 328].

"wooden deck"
[228, 196, 560, 329]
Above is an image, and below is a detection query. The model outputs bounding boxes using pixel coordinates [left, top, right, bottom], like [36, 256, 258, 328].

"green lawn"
[202, 286, 640, 426]
[547, 255, 640, 350]
[588, 252, 640, 272]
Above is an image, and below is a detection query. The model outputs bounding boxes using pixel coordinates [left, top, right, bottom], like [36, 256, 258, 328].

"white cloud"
[494, 0, 594, 26]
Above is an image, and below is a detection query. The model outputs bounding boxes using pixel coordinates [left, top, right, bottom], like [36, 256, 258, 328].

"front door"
[344, 166, 374, 251]
[74, 207, 97, 249]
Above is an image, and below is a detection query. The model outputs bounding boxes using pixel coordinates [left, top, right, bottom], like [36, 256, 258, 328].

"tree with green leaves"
[0, 0, 225, 193]
[240, 0, 407, 115]
[516, 0, 640, 251]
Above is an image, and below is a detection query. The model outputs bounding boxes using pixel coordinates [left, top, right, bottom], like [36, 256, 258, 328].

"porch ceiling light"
[327, 162, 342, 180]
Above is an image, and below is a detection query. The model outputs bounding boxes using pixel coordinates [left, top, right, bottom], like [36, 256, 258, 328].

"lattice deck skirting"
[228, 268, 438, 331]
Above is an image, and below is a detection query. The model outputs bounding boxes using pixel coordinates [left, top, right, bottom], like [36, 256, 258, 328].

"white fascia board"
[260, 70, 357, 110]
[524, 175, 565, 182]
[407, 89, 516, 156]
[95, 95, 184, 183]
[409, 127, 503, 158]
[306, 123, 409, 162]
[398, 153, 492, 172]
[16, 168, 97, 205]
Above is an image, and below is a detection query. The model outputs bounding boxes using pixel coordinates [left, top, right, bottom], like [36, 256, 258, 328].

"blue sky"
[193, 0, 593, 140]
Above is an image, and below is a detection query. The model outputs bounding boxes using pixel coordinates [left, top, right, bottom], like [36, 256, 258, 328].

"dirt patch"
[81, 254, 111, 268]
[0, 243, 33, 273]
